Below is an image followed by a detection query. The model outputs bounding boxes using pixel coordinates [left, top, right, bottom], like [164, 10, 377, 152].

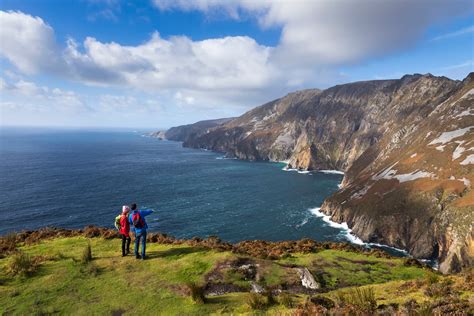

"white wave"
[309, 207, 365, 245]
[367, 242, 409, 255]
[298, 170, 310, 174]
[308, 207, 432, 263]
[318, 170, 345, 175]
[216, 156, 237, 160]
[281, 165, 312, 175]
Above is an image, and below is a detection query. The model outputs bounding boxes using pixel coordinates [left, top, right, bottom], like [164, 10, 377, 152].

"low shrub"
[0, 233, 17, 256]
[416, 302, 434, 316]
[402, 299, 419, 315]
[424, 279, 453, 298]
[246, 292, 267, 310]
[81, 243, 92, 264]
[186, 282, 206, 304]
[8, 251, 39, 276]
[294, 297, 328, 316]
[279, 292, 294, 308]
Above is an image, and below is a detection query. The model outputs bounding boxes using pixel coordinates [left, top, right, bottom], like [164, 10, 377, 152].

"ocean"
[0, 127, 405, 255]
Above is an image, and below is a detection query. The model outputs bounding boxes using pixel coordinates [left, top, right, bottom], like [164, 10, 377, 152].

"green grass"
[277, 250, 427, 289]
[0, 237, 234, 315]
[0, 236, 468, 315]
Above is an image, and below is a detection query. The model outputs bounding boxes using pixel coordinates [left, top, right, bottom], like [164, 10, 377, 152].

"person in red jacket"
[119, 205, 131, 256]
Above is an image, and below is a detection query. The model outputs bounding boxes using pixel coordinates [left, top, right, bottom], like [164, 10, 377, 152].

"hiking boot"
[135, 255, 141, 259]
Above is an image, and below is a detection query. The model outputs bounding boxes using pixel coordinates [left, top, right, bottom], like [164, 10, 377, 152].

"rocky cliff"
[155, 73, 474, 273]
[149, 118, 234, 142]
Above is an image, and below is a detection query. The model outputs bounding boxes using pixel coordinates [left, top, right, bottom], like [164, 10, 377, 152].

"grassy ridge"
[0, 236, 472, 315]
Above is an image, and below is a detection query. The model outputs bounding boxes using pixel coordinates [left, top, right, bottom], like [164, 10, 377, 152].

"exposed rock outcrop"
[156, 73, 474, 273]
[297, 267, 320, 290]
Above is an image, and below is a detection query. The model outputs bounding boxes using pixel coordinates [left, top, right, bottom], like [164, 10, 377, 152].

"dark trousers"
[134, 231, 147, 258]
[121, 234, 131, 256]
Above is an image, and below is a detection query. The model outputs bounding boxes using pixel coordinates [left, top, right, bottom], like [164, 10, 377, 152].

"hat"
[122, 205, 130, 214]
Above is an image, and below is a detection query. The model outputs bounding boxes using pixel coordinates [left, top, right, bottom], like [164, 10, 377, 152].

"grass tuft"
[246, 292, 267, 310]
[8, 251, 39, 276]
[338, 287, 377, 312]
[278, 292, 294, 308]
[81, 242, 92, 264]
[263, 290, 276, 306]
[186, 282, 206, 304]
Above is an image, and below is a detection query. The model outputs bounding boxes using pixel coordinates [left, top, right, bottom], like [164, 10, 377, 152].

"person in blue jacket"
[128, 203, 154, 260]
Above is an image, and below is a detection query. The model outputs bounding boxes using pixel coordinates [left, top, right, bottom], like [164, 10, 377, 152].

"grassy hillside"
[0, 229, 472, 315]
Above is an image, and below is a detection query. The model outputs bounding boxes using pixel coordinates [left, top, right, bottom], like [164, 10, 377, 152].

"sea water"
[0, 127, 409, 258]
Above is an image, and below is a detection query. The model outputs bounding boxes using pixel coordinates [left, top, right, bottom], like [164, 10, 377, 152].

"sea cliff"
[153, 73, 474, 273]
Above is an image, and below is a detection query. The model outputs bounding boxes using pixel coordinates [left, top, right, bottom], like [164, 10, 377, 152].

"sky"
[0, 0, 473, 129]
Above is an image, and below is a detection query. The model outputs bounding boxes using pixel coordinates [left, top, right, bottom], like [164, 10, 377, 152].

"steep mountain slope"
[322, 74, 474, 274]
[156, 73, 473, 273]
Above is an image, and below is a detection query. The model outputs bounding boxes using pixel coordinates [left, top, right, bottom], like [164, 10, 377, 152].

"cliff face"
[158, 73, 474, 273]
[149, 118, 234, 143]
[321, 74, 474, 273]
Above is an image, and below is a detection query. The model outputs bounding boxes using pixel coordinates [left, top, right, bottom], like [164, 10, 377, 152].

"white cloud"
[175, 91, 195, 105]
[0, 11, 60, 74]
[0, 78, 86, 114]
[0, 77, 166, 126]
[152, 0, 473, 66]
[62, 33, 275, 91]
[0, 2, 473, 126]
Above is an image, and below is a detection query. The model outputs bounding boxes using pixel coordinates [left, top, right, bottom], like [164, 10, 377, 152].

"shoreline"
[150, 136, 437, 266]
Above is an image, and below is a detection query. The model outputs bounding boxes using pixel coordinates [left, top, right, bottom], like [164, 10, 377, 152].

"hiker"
[117, 205, 131, 256]
[128, 203, 154, 260]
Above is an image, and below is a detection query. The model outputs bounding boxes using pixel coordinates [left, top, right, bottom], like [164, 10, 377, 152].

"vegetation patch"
[7, 251, 40, 277]
[0, 233, 471, 315]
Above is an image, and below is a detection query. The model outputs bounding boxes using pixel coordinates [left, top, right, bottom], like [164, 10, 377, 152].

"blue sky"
[0, 0, 473, 128]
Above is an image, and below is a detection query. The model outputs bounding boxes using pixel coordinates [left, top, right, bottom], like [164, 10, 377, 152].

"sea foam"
[318, 170, 345, 175]
[309, 207, 365, 245]
[309, 207, 421, 259]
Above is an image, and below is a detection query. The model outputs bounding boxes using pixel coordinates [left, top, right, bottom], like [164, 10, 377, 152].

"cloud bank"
[0, 1, 473, 126]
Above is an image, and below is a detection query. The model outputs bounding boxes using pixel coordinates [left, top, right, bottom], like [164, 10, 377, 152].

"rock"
[237, 263, 258, 280]
[297, 267, 320, 290]
[250, 282, 264, 293]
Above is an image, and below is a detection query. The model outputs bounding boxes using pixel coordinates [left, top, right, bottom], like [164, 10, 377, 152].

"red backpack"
[132, 212, 145, 229]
